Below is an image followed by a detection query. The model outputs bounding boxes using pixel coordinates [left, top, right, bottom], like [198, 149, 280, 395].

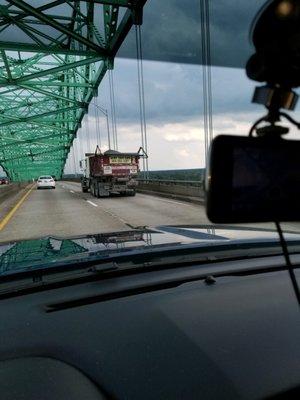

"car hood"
[1, 225, 300, 275]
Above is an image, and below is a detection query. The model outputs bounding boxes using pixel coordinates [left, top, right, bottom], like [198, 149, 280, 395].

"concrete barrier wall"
[62, 178, 205, 202]
[0, 183, 28, 204]
[137, 180, 205, 200]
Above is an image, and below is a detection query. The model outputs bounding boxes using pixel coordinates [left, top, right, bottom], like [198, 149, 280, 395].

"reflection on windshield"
[2, 225, 300, 275]
[0, 231, 152, 273]
[0, 239, 86, 274]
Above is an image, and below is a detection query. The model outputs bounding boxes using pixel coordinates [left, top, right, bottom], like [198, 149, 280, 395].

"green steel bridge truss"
[0, 0, 146, 181]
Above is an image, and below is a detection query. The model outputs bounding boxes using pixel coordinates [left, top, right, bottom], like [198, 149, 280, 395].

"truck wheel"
[82, 187, 88, 193]
[128, 190, 136, 196]
[95, 184, 100, 198]
[91, 183, 96, 197]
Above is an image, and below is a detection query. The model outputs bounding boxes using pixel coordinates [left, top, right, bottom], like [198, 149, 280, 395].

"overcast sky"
[65, 59, 265, 173]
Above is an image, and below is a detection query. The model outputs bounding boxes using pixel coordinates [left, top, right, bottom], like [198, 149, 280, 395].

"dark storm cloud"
[1, 0, 266, 69]
[92, 60, 262, 125]
[83, 0, 270, 126]
[118, 0, 266, 68]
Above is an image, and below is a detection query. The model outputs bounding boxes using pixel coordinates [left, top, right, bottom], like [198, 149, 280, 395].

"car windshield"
[0, 0, 300, 275]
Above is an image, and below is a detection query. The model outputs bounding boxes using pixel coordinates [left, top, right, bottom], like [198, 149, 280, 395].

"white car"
[37, 176, 56, 189]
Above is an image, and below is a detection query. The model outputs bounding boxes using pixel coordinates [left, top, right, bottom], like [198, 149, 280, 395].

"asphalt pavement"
[0, 181, 210, 242]
[1, 181, 300, 243]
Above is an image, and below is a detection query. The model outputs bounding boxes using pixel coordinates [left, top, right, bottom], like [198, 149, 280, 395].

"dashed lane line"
[95, 203, 134, 228]
[86, 200, 98, 207]
[84, 198, 134, 228]
[62, 183, 135, 228]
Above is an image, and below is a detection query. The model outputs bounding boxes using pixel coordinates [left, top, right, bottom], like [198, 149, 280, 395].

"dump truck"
[80, 148, 145, 197]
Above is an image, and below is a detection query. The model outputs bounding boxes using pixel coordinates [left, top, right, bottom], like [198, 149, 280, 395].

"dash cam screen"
[232, 145, 300, 214]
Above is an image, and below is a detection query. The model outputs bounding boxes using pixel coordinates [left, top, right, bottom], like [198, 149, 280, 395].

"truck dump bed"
[88, 150, 140, 177]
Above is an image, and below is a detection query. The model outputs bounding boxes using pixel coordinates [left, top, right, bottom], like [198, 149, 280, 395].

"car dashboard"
[0, 255, 299, 400]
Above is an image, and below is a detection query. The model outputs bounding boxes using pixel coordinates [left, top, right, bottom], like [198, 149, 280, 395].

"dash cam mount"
[246, 0, 300, 138]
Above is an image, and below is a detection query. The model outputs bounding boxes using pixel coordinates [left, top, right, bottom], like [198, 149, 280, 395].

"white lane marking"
[86, 200, 98, 207]
[70, 190, 75, 193]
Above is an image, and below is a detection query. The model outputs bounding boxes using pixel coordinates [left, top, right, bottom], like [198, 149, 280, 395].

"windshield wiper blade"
[0, 243, 299, 301]
[44, 258, 299, 314]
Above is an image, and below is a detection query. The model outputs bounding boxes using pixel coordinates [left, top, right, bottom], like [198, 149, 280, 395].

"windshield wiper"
[0, 240, 295, 300]
[0, 238, 297, 283]
[44, 259, 298, 313]
[2, 237, 300, 297]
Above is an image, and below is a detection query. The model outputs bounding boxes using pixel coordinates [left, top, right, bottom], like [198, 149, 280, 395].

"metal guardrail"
[137, 179, 204, 187]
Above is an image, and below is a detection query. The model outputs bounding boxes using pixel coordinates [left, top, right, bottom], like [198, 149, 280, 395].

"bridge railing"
[137, 179, 205, 201]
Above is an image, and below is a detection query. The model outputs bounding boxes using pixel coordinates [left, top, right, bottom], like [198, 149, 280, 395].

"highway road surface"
[1, 181, 300, 243]
[0, 181, 210, 242]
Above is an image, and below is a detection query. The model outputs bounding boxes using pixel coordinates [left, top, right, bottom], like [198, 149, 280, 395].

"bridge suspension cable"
[135, 24, 149, 180]
[93, 98, 102, 149]
[91, 100, 111, 150]
[108, 69, 118, 150]
[78, 129, 83, 162]
[200, 0, 213, 167]
[86, 113, 91, 153]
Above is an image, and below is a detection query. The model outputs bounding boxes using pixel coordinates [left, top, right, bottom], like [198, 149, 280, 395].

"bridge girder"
[0, 0, 146, 181]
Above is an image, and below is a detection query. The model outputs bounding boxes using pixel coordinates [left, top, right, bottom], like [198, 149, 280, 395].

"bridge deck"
[2, 182, 300, 243]
[0, 181, 209, 242]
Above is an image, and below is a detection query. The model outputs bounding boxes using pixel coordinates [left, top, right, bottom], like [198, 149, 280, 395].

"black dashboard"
[0, 257, 299, 399]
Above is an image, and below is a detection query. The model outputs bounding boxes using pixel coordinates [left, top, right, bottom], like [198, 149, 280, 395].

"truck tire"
[82, 187, 88, 193]
[91, 182, 96, 197]
[95, 184, 100, 198]
[128, 190, 136, 197]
